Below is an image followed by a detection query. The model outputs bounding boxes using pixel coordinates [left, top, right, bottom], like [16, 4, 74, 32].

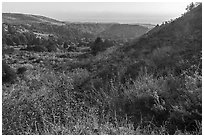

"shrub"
[82, 68, 202, 134]
[2, 62, 201, 135]
[3, 47, 15, 54]
[90, 37, 114, 55]
[63, 41, 69, 48]
[25, 45, 47, 52]
[2, 60, 17, 83]
[6, 37, 14, 46]
[17, 67, 27, 75]
[46, 44, 58, 52]
[69, 68, 90, 87]
[12, 36, 21, 45]
[2, 68, 74, 134]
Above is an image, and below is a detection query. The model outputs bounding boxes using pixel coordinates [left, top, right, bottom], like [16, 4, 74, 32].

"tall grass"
[2, 64, 202, 135]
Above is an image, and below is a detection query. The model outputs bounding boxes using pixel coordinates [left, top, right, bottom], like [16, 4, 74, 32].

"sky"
[2, 2, 190, 24]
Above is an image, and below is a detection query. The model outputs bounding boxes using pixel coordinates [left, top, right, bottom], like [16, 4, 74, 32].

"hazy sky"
[2, 2, 190, 24]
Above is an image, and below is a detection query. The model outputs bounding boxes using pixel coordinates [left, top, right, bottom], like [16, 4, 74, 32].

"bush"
[6, 37, 14, 46]
[2, 62, 201, 135]
[2, 60, 17, 83]
[69, 68, 90, 87]
[63, 42, 69, 48]
[2, 68, 73, 134]
[25, 45, 47, 52]
[46, 44, 58, 52]
[17, 67, 27, 75]
[3, 47, 15, 54]
[12, 36, 21, 45]
[90, 37, 114, 55]
[82, 68, 202, 134]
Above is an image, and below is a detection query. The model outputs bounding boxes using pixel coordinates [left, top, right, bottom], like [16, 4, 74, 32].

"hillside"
[2, 3, 202, 135]
[3, 13, 66, 25]
[122, 3, 202, 74]
[82, 4, 202, 81]
[99, 24, 149, 40]
[2, 13, 150, 42]
[66, 23, 113, 35]
[135, 23, 155, 29]
[129, 4, 202, 52]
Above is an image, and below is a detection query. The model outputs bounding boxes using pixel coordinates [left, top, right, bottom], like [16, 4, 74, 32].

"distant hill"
[135, 23, 155, 30]
[2, 13, 66, 25]
[2, 13, 151, 42]
[99, 24, 149, 40]
[66, 23, 113, 35]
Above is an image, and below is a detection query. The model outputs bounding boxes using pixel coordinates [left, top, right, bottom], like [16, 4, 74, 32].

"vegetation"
[2, 3, 202, 135]
[2, 60, 17, 83]
[99, 24, 149, 41]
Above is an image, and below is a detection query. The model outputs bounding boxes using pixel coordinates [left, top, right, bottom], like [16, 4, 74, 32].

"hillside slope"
[2, 13, 65, 25]
[67, 23, 113, 35]
[99, 24, 149, 40]
[127, 4, 202, 61]
[110, 4, 202, 80]
[89, 4, 202, 80]
[3, 13, 151, 42]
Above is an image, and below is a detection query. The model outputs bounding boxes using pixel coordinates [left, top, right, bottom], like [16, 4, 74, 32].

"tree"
[186, 2, 195, 12]
[91, 37, 103, 55]
[45, 39, 58, 52]
[63, 41, 69, 49]
[7, 24, 15, 34]
[90, 37, 115, 55]
[195, 2, 202, 7]
[94, 37, 102, 44]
